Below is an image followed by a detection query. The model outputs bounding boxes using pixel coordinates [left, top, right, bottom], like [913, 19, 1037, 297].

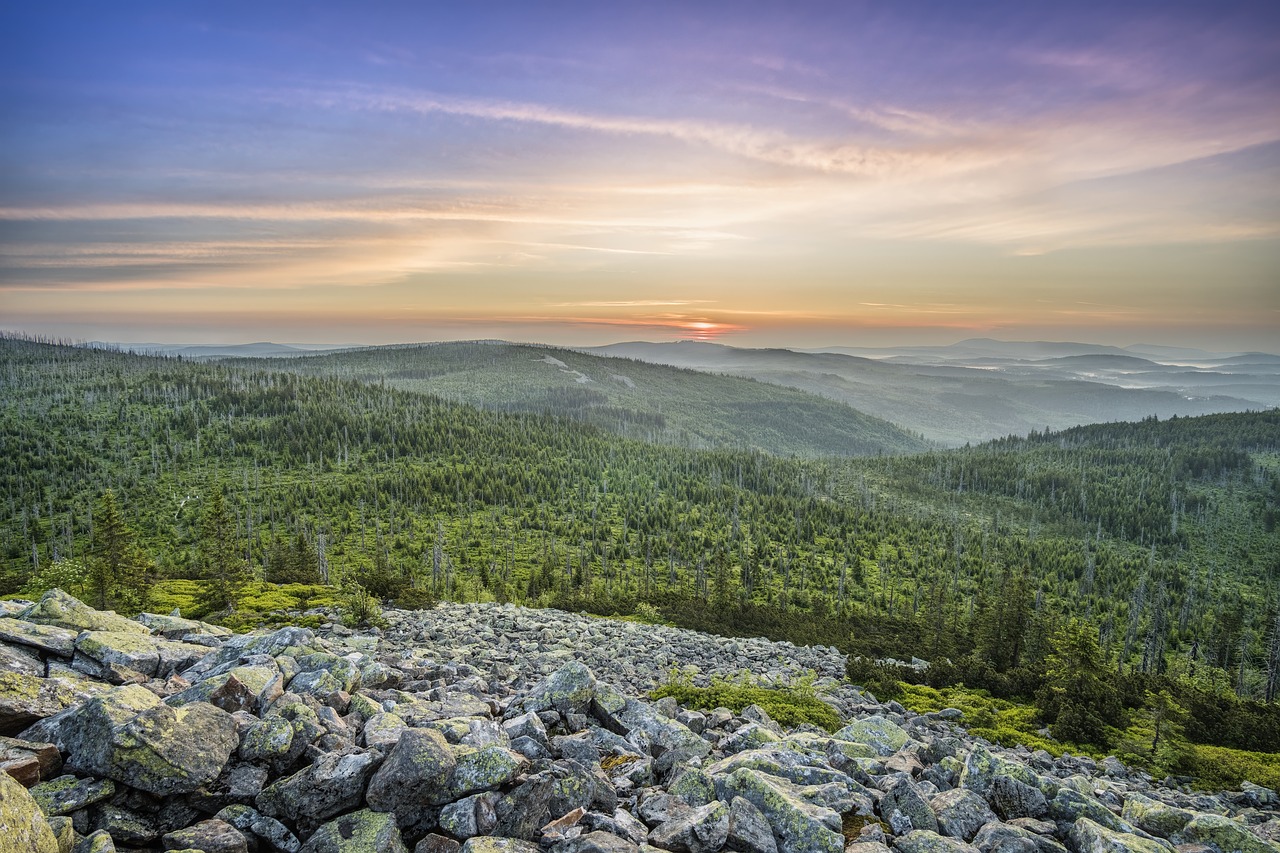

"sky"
[1, 1, 1278, 350]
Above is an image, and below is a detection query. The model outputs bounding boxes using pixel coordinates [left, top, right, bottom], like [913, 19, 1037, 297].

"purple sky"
[2, 1, 1278, 349]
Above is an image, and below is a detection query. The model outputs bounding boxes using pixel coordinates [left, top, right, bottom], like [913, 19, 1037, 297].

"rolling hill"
[222, 341, 929, 458]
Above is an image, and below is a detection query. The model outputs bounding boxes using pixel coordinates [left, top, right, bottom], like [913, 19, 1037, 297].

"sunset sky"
[2, 1, 1278, 349]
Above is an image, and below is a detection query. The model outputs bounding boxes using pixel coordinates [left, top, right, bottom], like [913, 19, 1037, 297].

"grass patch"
[651, 677, 841, 731]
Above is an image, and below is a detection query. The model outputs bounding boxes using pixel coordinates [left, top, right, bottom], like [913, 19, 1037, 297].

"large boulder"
[257, 748, 382, 834]
[1068, 818, 1167, 853]
[0, 672, 94, 733]
[1176, 813, 1278, 853]
[0, 768, 59, 853]
[1118, 794, 1194, 839]
[59, 686, 239, 796]
[879, 778, 939, 835]
[299, 809, 408, 853]
[649, 800, 730, 853]
[516, 661, 598, 716]
[832, 717, 909, 757]
[0, 618, 79, 657]
[893, 830, 979, 853]
[19, 589, 150, 635]
[931, 789, 998, 842]
[716, 767, 844, 853]
[364, 727, 456, 831]
[72, 630, 211, 679]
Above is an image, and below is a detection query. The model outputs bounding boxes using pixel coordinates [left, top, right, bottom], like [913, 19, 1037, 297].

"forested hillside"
[3, 336, 1279, 765]
[222, 341, 929, 458]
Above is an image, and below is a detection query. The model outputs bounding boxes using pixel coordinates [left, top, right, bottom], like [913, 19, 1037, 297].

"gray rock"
[560, 831, 641, 853]
[1067, 818, 1167, 853]
[257, 748, 381, 833]
[879, 778, 938, 834]
[0, 617, 79, 657]
[30, 774, 115, 815]
[60, 686, 238, 796]
[1176, 813, 1277, 853]
[440, 792, 501, 839]
[648, 801, 730, 853]
[0, 768, 59, 853]
[450, 745, 528, 798]
[931, 789, 998, 842]
[300, 809, 408, 853]
[968, 823, 1044, 853]
[19, 589, 150, 635]
[726, 796, 777, 853]
[716, 767, 844, 853]
[988, 776, 1047, 821]
[365, 727, 457, 825]
[892, 830, 979, 853]
[832, 717, 909, 757]
[161, 818, 250, 853]
[460, 839, 541, 853]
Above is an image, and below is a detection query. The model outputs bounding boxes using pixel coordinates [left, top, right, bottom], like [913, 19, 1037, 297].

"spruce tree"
[198, 485, 248, 612]
[1038, 619, 1120, 746]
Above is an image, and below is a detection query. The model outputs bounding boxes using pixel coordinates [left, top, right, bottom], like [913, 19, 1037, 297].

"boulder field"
[0, 589, 1276, 853]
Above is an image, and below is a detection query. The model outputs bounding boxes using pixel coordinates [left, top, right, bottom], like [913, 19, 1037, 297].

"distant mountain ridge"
[224, 341, 929, 458]
[587, 339, 1276, 445]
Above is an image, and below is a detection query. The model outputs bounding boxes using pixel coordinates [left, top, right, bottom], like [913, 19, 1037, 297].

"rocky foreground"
[0, 591, 1277, 853]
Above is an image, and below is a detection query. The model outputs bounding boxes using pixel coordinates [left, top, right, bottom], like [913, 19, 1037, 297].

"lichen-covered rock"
[648, 800, 730, 853]
[366, 727, 456, 818]
[459, 839, 540, 853]
[63, 693, 239, 796]
[988, 776, 1048, 821]
[299, 809, 407, 853]
[136, 611, 232, 640]
[20, 590, 151, 636]
[669, 769, 717, 808]
[30, 774, 115, 815]
[1176, 813, 1279, 853]
[716, 767, 844, 853]
[0, 672, 92, 732]
[726, 795, 777, 853]
[893, 830, 979, 853]
[931, 789, 997, 842]
[0, 768, 59, 853]
[168, 664, 285, 714]
[0, 618, 79, 658]
[1047, 789, 1129, 833]
[239, 714, 295, 764]
[1118, 794, 1194, 839]
[968, 822, 1043, 853]
[439, 792, 500, 839]
[832, 717, 908, 757]
[879, 778, 938, 835]
[519, 662, 598, 716]
[1067, 818, 1167, 853]
[449, 745, 528, 799]
[160, 818, 250, 853]
[258, 748, 381, 832]
[73, 829, 118, 853]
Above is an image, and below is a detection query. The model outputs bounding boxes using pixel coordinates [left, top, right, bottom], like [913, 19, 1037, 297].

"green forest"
[3, 335, 1279, 784]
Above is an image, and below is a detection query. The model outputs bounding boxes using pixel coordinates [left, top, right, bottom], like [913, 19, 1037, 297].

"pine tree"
[1038, 619, 1120, 746]
[198, 485, 248, 612]
[88, 490, 149, 613]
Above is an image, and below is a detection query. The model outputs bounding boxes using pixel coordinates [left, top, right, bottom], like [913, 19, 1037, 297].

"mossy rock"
[0, 769, 59, 853]
[1177, 814, 1280, 853]
[832, 716, 909, 756]
[305, 808, 406, 853]
[1120, 793, 1194, 839]
[716, 766, 844, 853]
[20, 589, 150, 635]
[1069, 817, 1168, 853]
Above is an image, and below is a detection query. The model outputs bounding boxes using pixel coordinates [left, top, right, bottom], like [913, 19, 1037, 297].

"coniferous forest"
[3, 334, 1279, 780]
